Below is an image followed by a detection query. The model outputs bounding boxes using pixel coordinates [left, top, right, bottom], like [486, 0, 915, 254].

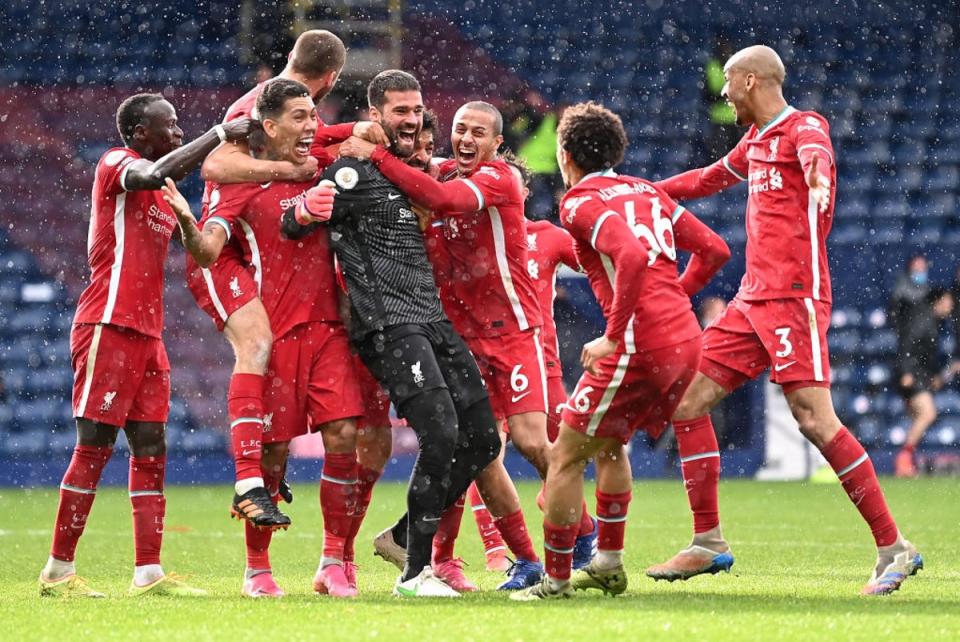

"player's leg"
[785, 385, 922, 595]
[571, 440, 632, 596]
[221, 299, 289, 524]
[348, 421, 391, 583]
[123, 420, 205, 596]
[39, 418, 117, 597]
[897, 388, 935, 478]
[467, 429, 510, 571]
[511, 425, 607, 601]
[314, 417, 360, 598]
[242, 440, 288, 598]
[647, 305, 765, 580]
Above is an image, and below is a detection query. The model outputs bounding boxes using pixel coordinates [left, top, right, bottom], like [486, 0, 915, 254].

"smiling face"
[407, 127, 435, 171]
[138, 100, 184, 160]
[451, 107, 503, 175]
[262, 95, 318, 164]
[721, 65, 754, 126]
[370, 89, 423, 158]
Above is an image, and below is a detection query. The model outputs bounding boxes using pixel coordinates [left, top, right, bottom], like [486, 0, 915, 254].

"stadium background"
[1, 0, 958, 487]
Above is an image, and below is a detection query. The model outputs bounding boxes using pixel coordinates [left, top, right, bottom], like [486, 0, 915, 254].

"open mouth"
[295, 136, 313, 157]
[457, 146, 477, 165]
[396, 129, 417, 147]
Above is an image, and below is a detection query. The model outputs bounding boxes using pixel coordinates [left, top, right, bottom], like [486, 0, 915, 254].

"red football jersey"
[560, 170, 701, 353]
[423, 218, 477, 337]
[206, 180, 340, 339]
[722, 107, 836, 302]
[525, 219, 579, 377]
[74, 148, 177, 338]
[435, 159, 542, 338]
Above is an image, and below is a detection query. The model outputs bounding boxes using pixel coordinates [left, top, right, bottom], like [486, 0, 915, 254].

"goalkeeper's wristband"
[214, 124, 227, 143]
[294, 202, 313, 226]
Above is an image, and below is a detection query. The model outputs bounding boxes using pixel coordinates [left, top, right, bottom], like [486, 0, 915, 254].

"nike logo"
[155, 529, 164, 535]
[395, 585, 417, 597]
[421, 516, 441, 522]
[511, 391, 531, 403]
[774, 361, 796, 372]
[241, 449, 259, 457]
[388, 193, 402, 200]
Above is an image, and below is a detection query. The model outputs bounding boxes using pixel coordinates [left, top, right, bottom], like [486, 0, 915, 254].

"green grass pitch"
[2, 478, 958, 641]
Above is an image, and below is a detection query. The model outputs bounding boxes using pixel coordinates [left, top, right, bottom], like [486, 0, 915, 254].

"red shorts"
[561, 337, 701, 444]
[355, 354, 392, 429]
[546, 375, 567, 442]
[700, 297, 831, 394]
[465, 328, 548, 420]
[186, 252, 259, 332]
[262, 321, 363, 443]
[71, 323, 170, 425]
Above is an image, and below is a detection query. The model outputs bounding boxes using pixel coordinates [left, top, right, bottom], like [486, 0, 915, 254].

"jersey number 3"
[624, 197, 676, 266]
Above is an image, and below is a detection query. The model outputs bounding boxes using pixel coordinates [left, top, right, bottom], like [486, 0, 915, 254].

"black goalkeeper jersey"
[282, 157, 446, 337]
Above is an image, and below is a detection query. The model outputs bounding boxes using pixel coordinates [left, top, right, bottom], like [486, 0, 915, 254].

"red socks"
[245, 472, 281, 570]
[432, 495, 465, 563]
[320, 452, 359, 562]
[821, 427, 899, 547]
[344, 465, 381, 562]
[536, 485, 595, 537]
[595, 490, 631, 553]
[494, 509, 539, 563]
[543, 520, 578, 580]
[467, 483, 506, 555]
[50, 445, 112, 562]
[674, 415, 722, 533]
[228, 373, 265, 483]
[129, 456, 166, 567]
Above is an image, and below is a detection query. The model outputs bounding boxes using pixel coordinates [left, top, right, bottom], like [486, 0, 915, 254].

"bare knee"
[356, 426, 392, 472]
[261, 441, 289, 476]
[125, 421, 167, 458]
[319, 418, 358, 453]
[225, 303, 273, 373]
[672, 375, 726, 421]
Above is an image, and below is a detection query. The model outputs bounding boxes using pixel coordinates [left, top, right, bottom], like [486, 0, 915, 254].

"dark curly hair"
[556, 102, 628, 174]
[256, 77, 311, 121]
[500, 149, 531, 189]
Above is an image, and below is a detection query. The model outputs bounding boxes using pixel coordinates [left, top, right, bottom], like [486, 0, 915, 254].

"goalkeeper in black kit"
[281, 69, 500, 598]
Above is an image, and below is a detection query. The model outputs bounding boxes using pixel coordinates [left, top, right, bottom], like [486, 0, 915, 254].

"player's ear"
[262, 117, 278, 139]
[368, 106, 382, 122]
[494, 133, 504, 151]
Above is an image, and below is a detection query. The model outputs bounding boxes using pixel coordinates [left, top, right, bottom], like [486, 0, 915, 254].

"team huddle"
[38, 30, 923, 601]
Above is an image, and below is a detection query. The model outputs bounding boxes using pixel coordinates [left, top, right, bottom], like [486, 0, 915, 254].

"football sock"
[49, 445, 112, 564]
[41, 556, 75, 582]
[321, 452, 359, 563]
[494, 509, 540, 563]
[467, 483, 506, 555]
[244, 473, 281, 570]
[543, 520, 578, 581]
[674, 415, 722, 533]
[129, 455, 166, 568]
[594, 550, 623, 570]
[228, 373, 265, 492]
[432, 494, 465, 563]
[596, 489, 631, 561]
[578, 501, 595, 537]
[821, 427, 899, 547]
[345, 465, 381, 562]
[133, 564, 164, 587]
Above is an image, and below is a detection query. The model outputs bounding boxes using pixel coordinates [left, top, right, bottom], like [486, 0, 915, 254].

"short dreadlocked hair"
[557, 101, 628, 174]
[116, 93, 165, 145]
[500, 149, 531, 189]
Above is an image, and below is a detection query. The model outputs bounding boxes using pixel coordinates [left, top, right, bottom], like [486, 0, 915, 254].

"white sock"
[41, 556, 75, 581]
[594, 550, 623, 570]
[245, 567, 271, 580]
[545, 575, 569, 592]
[133, 564, 165, 587]
[235, 477, 265, 496]
[320, 557, 342, 571]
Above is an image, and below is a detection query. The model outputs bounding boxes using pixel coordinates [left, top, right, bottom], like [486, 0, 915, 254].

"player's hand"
[295, 179, 337, 224]
[412, 204, 433, 232]
[900, 373, 915, 389]
[805, 152, 831, 213]
[581, 336, 618, 376]
[286, 156, 319, 182]
[220, 117, 261, 142]
[339, 135, 378, 160]
[353, 121, 390, 147]
[161, 177, 194, 223]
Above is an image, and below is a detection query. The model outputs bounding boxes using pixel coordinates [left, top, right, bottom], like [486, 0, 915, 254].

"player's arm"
[160, 178, 229, 267]
[338, 139, 483, 212]
[556, 228, 583, 272]
[313, 121, 389, 148]
[795, 115, 835, 213]
[655, 132, 749, 200]
[202, 138, 319, 184]
[671, 205, 731, 296]
[121, 119, 256, 191]
[565, 196, 647, 373]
